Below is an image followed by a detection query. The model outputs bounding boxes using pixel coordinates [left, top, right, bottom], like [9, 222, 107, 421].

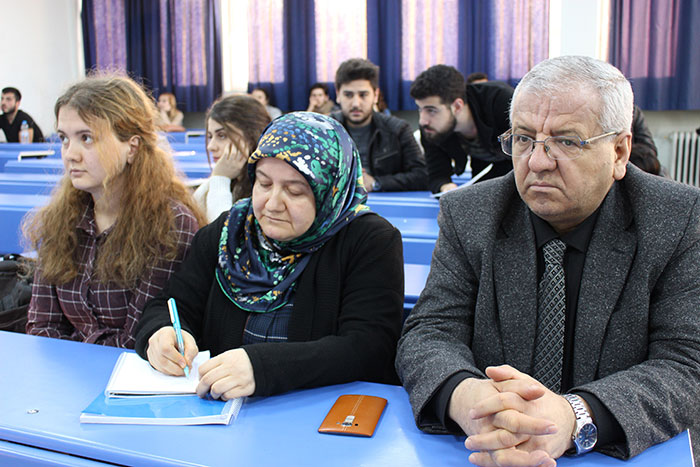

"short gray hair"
[511, 56, 634, 134]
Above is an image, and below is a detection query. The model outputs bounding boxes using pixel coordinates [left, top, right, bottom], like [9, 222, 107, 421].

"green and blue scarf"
[215, 112, 370, 312]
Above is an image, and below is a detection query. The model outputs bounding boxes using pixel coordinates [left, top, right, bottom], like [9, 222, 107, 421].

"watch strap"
[563, 393, 597, 455]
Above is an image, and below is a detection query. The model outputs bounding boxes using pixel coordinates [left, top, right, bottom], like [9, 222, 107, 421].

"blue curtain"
[81, 0, 98, 70]
[248, 0, 316, 112]
[458, 1, 494, 83]
[125, 0, 162, 92]
[245, 1, 547, 112]
[609, 0, 700, 110]
[81, 0, 221, 112]
[367, 0, 402, 112]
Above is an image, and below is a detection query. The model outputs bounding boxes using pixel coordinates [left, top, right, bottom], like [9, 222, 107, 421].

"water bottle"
[19, 120, 30, 143]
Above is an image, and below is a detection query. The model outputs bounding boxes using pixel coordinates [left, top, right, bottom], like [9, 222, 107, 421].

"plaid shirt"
[26, 202, 199, 348]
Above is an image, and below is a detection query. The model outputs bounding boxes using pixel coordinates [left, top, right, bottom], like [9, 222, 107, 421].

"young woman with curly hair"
[24, 74, 205, 348]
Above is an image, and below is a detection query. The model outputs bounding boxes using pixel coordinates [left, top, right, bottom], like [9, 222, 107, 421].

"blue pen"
[167, 298, 190, 377]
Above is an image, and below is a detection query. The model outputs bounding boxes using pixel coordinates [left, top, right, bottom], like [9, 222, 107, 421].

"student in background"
[0, 86, 44, 142]
[466, 72, 489, 84]
[194, 95, 271, 223]
[251, 87, 282, 120]
[332, 58, 427, 192]
[156, 92, 185, 132]
[24, 74, 204, 348]
[135, 112, 403, 399]
[373, 88, 391, 116]
[629, 105, 661, 175]
[306, 83, 337, 115]
[411, 65, 513, 193]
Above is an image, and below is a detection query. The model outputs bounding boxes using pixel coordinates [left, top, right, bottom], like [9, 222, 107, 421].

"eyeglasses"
[498, 129, 618, 160]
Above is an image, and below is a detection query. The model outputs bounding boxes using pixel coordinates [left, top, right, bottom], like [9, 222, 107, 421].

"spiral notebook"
[80, 350, 242, 425]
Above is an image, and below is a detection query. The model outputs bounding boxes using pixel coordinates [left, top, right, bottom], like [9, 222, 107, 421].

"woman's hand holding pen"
[211, 143, 248, 179]
[197, 349, 256, 401]
[146, 327, 198, 376]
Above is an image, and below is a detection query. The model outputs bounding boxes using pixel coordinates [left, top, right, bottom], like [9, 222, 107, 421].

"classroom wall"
[0, 0, 84, 137]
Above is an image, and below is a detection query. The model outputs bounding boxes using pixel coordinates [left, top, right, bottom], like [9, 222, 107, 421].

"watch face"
[577, 423, 598, 451]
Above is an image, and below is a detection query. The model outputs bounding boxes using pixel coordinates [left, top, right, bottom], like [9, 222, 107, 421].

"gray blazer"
[396, 165, 700, 461]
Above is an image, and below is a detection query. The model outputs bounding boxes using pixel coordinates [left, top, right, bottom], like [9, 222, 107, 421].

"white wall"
[0, 0, 84, 137]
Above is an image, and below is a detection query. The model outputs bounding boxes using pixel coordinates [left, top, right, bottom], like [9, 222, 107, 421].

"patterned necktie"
[533, 238, 567, 393]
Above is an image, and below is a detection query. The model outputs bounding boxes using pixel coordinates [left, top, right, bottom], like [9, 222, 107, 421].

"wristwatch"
[371, 179, 382, 192]
[563, 394, 598, 455]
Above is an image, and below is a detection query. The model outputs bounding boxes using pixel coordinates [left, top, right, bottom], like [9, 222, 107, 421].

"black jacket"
[629, 105, 660, 175]
[333, 111, 428, 191]
[135, 212, 404, 396]
[421, 81, 513, 193]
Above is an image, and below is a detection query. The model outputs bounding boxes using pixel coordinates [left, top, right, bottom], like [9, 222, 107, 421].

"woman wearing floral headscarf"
[135, 112, 404, 399]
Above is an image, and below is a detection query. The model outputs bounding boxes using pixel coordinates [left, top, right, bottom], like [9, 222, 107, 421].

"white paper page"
[105, 351, 210, 397]
[431, 163, 494, 199]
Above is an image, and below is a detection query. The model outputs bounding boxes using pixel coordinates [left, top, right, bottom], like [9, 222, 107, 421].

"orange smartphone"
[318, 394, 387, 437]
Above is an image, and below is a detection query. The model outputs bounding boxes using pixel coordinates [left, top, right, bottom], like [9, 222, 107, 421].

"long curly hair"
[23, 74, 205, 287]
[205, 94, 271, 200]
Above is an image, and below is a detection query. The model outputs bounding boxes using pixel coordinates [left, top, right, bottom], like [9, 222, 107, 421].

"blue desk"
[368, 191, 437, 201]
[167, 141, 207, 152]
[404, 263, 430, 308]
[385, 216, 439, 239]
[4, 159, 213, 179]
[0, 193, 50, 254]
[0, 142, 61, 152]
[368, 200, 439, 219]
[0, 173, 209, 195]
[0, 332, 692, 466]
[402, 237, 436, 265]
[2, 159, 65, 175]
[162, 130, 206, 144]
[0, 173, 62, 195]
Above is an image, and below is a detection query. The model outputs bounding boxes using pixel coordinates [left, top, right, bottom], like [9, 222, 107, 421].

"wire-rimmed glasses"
[498, 129, 617, 160]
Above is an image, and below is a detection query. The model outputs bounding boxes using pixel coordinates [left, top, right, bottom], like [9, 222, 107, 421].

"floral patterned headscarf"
[215, 112, 370, 312]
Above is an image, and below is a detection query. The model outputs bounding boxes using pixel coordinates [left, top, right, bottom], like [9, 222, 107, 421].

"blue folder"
[80, 393, 241, 425]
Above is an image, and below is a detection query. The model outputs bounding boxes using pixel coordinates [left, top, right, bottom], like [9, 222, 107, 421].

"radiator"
[670, 132, 699, 187]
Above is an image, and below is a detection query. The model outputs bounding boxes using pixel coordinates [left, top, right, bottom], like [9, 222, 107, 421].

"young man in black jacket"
[411, 65, 512, 194]
[332, 58, 427, 192]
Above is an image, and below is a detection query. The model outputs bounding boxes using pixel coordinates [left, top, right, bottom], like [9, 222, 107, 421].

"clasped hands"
[146, 327, 256, 400]
[449, 365, 576, 467]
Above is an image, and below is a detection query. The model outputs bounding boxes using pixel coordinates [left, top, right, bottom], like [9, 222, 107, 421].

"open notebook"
[431, 163, 494, 199]
[105, 351, 210, 397]
[80, 351, 242, 425]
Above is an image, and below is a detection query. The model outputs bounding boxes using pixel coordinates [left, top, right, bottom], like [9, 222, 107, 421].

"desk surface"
[0, 332, 693, 467]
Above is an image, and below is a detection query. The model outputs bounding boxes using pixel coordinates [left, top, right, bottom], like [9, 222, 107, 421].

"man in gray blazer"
[396, 55, 700, 466]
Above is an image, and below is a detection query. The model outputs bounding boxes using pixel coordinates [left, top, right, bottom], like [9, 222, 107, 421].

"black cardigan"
[135, 212, 404, 396]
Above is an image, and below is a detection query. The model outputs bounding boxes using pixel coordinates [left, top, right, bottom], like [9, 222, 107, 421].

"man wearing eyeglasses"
[397, 55, 700, 466]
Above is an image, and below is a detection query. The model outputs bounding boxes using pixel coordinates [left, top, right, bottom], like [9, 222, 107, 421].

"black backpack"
[0, 255, 33, 333]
